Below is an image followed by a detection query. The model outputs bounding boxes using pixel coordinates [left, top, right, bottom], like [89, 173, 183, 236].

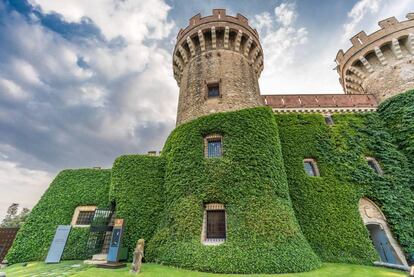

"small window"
[207, 83, 220, 98]
[76, 211, 95, 225]
[207, 210, 226, 239]
[303, 159, 319, 177]
[325, 115, 334, 125]
[204, 135, 222, 158]
[71, 206, 97, 227]
[201, 203, 226, 245]
[366, 157, 383, 175]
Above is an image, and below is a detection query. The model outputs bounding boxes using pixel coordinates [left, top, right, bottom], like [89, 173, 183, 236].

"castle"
[5, 9, 414, 274]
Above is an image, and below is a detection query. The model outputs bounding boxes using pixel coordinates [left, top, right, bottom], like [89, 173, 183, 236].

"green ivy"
[378, 89, 414, 169]
[61, 228, 90, 260]
[7, 91, 414, 272]
[6, 169, 111, 263]
[111, 155, 165, 260]
[147, 107, 321, 274]
[275, 110, 414, 264]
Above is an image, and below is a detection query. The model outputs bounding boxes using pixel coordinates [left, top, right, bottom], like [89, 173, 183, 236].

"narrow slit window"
[325, 115, 334, 125]
[303, 159, 319, 177]
[366, 157, 383, 175]
[206, 210, 226, 239]
[207, 83, 220, 98]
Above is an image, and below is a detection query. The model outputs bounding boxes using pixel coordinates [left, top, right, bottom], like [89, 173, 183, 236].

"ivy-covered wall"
[6, 169, 111, 263]
[6, 91, 414, 273]
[275, 111, 414, 263]
[147, 107, 321, 274]
[378, 89, 414, 168]
[111, 155, 165, 259]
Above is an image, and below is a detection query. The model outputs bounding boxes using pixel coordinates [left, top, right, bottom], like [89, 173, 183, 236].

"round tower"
[336, 13, 414, 103]
[173, 9, 264, 125]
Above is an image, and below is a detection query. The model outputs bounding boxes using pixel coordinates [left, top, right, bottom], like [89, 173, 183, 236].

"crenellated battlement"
[335, 13, 414, 101]
[173, 9, 264, 86]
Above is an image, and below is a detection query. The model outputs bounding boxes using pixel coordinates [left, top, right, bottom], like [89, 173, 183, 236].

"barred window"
[207, 83, 220, 98]
[206, 210, 226, 239]
[205, 135, 222, 158]
[76, 211, 95, 225]
[303, 159, 319, 177]
[366, 157, 383, 175]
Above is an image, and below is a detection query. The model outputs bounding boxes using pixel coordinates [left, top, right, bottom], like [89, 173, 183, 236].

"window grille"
[76, 211, 95, 225]
[207, 84, 220, 98]
[208, 139, 222, 157]
[206, 210, 226, 239]
[303, 159, 319, 176]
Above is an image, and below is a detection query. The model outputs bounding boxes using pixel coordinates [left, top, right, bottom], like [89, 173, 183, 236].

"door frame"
[358, 198, 408, 266]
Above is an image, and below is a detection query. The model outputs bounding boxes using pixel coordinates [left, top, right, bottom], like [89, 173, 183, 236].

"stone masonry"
[174, 9, 264, 125]
[336, 13, 414, 103]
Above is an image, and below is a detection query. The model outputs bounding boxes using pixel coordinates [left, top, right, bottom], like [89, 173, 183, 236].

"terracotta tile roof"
[263, 94, 378, 109]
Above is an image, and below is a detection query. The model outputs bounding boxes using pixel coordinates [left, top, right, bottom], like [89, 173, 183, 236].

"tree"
[1, 203, 30, 228]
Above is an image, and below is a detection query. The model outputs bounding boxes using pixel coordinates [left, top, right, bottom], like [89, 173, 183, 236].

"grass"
[2, 261, 406, 277]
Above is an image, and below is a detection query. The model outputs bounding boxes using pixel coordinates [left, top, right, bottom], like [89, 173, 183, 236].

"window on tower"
[207, 83, 220, 98]
[201, 203, 226, 245]
[204, 134, 223, 158]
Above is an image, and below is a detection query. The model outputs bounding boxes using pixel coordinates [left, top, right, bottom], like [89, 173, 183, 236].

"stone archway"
[358, 198, 408, 266]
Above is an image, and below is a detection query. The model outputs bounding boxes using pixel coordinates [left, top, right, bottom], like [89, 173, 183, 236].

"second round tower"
[173, 9, 264, 125]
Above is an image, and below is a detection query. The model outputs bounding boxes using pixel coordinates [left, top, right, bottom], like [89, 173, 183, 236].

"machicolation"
[174, 9, 264, 125]
[336, 13, 414, 102]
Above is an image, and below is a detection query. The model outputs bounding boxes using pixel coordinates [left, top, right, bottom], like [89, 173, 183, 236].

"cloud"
[0, 159, 52, 221]
[342, 0, 381, 41]
[29, 0, 174, 43]
[274, 2, 297, 26]
[0, 78, 28, 101]
[0, 0, 178, 220]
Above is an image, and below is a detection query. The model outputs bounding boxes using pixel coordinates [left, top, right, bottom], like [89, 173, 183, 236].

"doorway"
[366, 223, 401, 264]
[358, 198, 408, 266]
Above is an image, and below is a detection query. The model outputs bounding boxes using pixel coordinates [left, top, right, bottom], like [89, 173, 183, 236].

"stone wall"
[174, 9, 264, 125]
[336, 13, 414, 103]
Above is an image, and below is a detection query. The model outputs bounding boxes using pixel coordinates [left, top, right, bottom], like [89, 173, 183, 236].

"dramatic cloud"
[0, 0, 177, 220]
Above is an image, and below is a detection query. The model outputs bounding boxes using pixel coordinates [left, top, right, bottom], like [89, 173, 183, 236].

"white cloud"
[342, 0, 381, 41]
[29, 0, 174, 43]
[0, 78, 29, 101]
[0, 0, 178, 217]
[275, 2, 297, 26]
[0, 160, 52, 222]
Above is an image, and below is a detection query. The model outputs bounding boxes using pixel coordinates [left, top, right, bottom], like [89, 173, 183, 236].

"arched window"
[303, 158, 319, 177]
[366, 157, 383, 175]
[204, 134, 223, 158]
[201, 203, 226, 245]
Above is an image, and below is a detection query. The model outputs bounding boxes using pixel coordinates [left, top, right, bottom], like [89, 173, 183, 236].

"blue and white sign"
[45, 225, 71, 263]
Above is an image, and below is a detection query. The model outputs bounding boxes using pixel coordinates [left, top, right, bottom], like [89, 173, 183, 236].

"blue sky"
[0, 0, 413, 220]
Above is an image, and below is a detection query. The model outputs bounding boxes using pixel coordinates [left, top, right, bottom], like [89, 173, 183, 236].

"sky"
[0, 0, 413, 221]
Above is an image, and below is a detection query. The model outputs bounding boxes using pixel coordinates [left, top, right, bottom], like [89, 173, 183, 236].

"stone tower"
[173, 9, 264, 125]
[336, 13, 414, 103]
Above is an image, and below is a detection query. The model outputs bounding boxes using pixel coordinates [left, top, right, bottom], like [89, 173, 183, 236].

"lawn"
[2, 261, 406, 277]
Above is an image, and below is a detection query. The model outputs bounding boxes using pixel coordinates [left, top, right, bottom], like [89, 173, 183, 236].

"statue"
[131, 239, 144, 274]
